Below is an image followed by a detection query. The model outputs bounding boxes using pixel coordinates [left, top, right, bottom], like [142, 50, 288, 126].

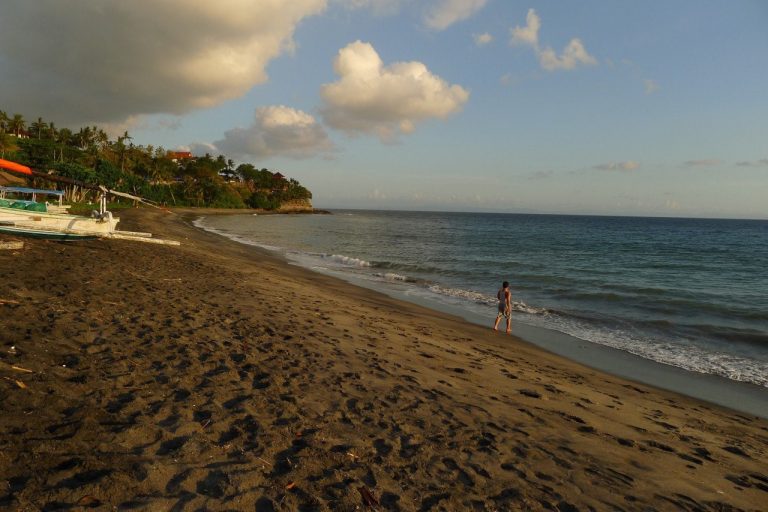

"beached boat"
[0, 224, 99, 241]
[0, 186, 118, 236]
[0, 159, 178, 245]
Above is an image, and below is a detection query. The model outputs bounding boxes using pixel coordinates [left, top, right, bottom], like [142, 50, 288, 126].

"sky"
[1, 0, 767, 218]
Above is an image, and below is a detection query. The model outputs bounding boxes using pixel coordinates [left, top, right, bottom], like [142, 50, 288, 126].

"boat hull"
[0, 206, 119, 234]
[0, 225, 99, 240]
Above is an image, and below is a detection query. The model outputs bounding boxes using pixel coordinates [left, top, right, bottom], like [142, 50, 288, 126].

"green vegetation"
[66, 201, 133, 215]
[0, 110, 312, 209]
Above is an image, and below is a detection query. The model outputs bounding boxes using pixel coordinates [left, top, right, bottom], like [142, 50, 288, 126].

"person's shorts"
[497, 304, 510, 318]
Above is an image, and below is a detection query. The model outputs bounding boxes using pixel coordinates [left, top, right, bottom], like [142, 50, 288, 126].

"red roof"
[168, 151, 193, 160]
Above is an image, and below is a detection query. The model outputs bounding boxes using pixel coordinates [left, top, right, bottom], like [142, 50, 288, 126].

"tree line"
[0, 110, 312, 209]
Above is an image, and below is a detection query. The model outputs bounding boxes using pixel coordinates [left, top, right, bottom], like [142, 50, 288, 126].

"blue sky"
[2, 1, 767, 218]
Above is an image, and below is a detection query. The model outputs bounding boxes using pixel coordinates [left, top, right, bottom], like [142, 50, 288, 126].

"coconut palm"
[95, 127, 109, 151]
[10, 114, 26, 137]
[76, 126, 93, 150]
[115, 130, 133, 172]
[47, 122, 57, 141]
[30, 117, 48, 139]
[57, 128, 73, 162]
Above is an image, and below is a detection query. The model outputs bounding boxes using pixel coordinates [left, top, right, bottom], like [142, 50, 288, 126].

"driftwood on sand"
[0, 240, 24, 250]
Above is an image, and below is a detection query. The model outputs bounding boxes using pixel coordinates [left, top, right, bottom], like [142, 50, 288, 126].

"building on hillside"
[167, 151, 193, 163]
[218, 169, 241, 183]
[272, 172, 288, 191]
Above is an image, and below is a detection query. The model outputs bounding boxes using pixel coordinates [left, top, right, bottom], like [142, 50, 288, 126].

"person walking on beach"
[493, 281, 512, 334]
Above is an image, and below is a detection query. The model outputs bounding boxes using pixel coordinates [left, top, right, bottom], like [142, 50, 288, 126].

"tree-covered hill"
[0, 110, 312, 210]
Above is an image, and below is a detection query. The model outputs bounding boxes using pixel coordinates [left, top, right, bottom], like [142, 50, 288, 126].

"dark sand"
[1, 208, 766, 511]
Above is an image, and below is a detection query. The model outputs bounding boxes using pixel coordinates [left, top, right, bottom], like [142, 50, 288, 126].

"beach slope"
[1, 209, 766, 511]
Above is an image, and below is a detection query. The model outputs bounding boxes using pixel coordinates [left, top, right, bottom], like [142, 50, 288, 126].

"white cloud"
[186, 142, 219, 157]
[510, 8, 597, 72]
[425, 0, 487, 30]
[510, 8, 542, 47]
[98, 116, 145, 140]
[594, 161, 640, 171]
[212, 106, 334, 160]
[538, 39, 597, 71]
[644, 79, 660, 95]
[320, 41, 469, 140]
[97, 114, 183, 139]
[473, 32, 493, 46]
[0, 0, 326, 125]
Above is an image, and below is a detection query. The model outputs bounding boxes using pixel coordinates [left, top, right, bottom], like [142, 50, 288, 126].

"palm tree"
[10, 114, 26, 137]
[46, 121, 59, 159]
[75, 126, 101, 167]
[47, 122, 57, 141]
[57, 127, 73, 163]
[116, 130, 133, 172]
[76, 126, 93, 150]
[95, 127, 109, 151]
[30, 117, 48, 139]
[0, 111, 8, 134]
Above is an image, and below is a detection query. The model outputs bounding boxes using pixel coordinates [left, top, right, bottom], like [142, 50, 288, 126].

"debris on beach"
[76, 495, 102, 507]
[2, 376, 27, 389]
[357, 486, 380, 508]
[0, 240, 24, 250]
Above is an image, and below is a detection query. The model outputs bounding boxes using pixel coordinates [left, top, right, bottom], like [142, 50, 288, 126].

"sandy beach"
[1, 208, 766, 511]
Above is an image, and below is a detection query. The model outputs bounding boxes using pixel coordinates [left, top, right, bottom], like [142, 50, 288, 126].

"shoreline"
[1, 208, 766, 510]
[191, 211, 768, 419]
[326, 270, 768, 419]
[170, 206, 332, 216]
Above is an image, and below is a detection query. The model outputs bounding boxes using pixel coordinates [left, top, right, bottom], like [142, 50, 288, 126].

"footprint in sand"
[374, 438, 393, 457]
[156, 435, 190, 456]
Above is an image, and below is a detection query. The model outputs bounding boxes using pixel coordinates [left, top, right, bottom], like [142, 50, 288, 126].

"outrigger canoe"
[0, 159, 179, 245]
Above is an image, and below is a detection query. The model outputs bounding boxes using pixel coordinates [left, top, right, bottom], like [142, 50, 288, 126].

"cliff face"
[277, 198, 313, 212]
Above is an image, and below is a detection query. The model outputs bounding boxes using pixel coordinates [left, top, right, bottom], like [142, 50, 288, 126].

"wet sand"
[1, 208, 766, 511]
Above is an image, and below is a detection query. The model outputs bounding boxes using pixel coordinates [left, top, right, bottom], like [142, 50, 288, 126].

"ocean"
[194, 211, 768, 390]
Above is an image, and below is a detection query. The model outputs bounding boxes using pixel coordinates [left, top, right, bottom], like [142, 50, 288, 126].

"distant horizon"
[2, 1, 766, 219]
[315, 205, 768, 222]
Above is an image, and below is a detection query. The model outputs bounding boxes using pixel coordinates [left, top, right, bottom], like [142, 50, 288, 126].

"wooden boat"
[0, 186, 118, 236]
[0, 224, 99, 241]
[0, 159, 179, 245]
[0, 195, 119, 235]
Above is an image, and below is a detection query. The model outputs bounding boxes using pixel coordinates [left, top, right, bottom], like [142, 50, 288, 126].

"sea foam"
[324, 254, 371, 267]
